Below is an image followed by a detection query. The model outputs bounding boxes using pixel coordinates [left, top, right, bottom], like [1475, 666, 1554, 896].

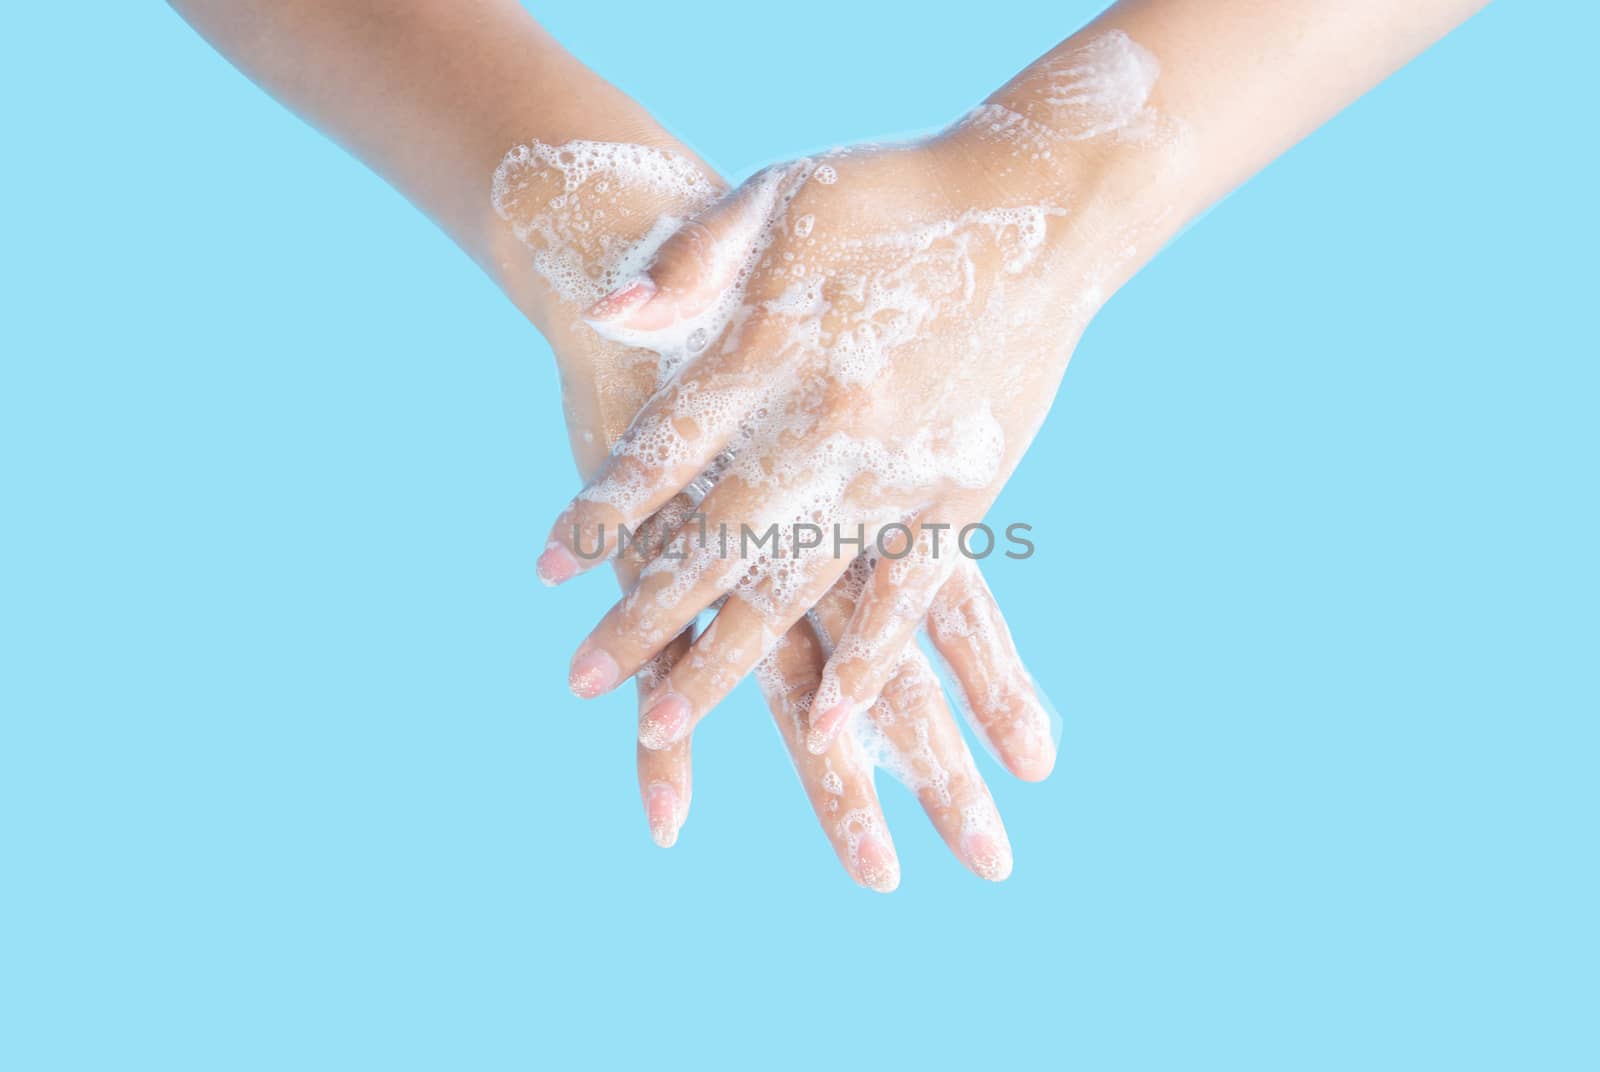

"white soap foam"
[491, 139, 720, 310]
[1040, 29, 1163, 142]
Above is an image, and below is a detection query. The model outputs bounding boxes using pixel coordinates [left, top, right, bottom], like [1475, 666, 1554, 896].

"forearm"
[1102, 0, 1487, 205]
[958, 0, 1491, 296]
[166, 1, 691, 300]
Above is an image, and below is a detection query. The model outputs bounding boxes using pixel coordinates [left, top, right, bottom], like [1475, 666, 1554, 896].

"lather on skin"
[542, 0, 1492, 757]
[169, 0, 1058, 890]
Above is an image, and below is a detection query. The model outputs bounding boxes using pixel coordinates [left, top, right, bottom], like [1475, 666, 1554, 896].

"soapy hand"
[541, 126, 1111, 757]
[494, 136, 1058, 887]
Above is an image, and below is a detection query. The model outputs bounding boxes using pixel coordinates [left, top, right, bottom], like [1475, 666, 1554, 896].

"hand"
[539, 120, 1123, 755]
[493, 134, 1057, 888]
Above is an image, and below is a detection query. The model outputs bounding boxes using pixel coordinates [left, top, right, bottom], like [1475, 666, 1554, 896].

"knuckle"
[876, 651, 933, 709]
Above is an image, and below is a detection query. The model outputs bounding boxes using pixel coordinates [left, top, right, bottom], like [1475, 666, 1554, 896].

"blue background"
[3, 2, 1595, 1068]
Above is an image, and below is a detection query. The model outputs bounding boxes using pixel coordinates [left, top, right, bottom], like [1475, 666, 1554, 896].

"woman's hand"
[493, 135, 1056, 887]
[538, 111, 1146, 753]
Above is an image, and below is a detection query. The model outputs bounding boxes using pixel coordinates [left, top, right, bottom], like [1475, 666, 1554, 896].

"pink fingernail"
[646, 782, 681, 848]
[1013, 735, 1058, 783]
[1008, 696, 1059, 782]
[536, 543, 579, 587]
[961, 830, 1014, 883]
[568, 649, 620, 698]
[584, 275, 656, 323]
[805, 700, 855, 756]
[639, 691, 692, 751]
[854, 833, 900, 893]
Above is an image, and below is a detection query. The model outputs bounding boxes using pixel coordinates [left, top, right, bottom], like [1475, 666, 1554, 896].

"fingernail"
[1010, 694, 1060, 782]
[961, 829, 1014, 882]
[639, 691, 692, 751]
[569, 649, 620, 698]
[1013, 734, 1058, 782]
[536, 543, 579, 587]
[584, 275, 656, 322]
[645, 782, 681, 848]
[854, 833, 900, 893]
[805, 700, 855, 755]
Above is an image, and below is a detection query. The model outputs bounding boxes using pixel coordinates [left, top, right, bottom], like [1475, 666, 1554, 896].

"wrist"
[930, 22, 1204, 311]
[935, 111, 1185, 309]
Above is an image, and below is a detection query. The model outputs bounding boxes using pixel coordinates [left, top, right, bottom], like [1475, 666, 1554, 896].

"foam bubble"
[491, 139, 719, 310]
[1041, 30, 1163, 142]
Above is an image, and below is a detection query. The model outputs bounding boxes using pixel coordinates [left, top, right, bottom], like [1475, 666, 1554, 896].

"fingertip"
[805, 700, 854, 755]
[1008, 741, 1057, 783]
[853, 832, 901, 893]
[1002, 692, 1061, 781]
[960, 829, 1014, 883]
[639, 691, 693, 751]
[997, 722, 1057, 781]
[645, 781, 683, 848]
[537, 542, 580, 587]
[568, 648, 621, 699]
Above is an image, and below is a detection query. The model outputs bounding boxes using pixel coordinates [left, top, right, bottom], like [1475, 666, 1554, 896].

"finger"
[583, 161, 808, 335]
[809, 573, 1011, 882]
[568, 471, 846, 700]
[611, 523, 698, 849]
[565, 477, 774, 699]
[809, 522, 959, 755]
[634, 631, 695, 848]
[536, 373, 745, 586]
[755, 622, 900, 893]
[637, 551, 854, 751]
[856, 649, 1014, 881]
[928, 561, 1059, 782]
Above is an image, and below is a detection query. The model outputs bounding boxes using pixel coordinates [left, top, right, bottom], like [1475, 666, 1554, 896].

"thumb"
[584, 162, 803, 336]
